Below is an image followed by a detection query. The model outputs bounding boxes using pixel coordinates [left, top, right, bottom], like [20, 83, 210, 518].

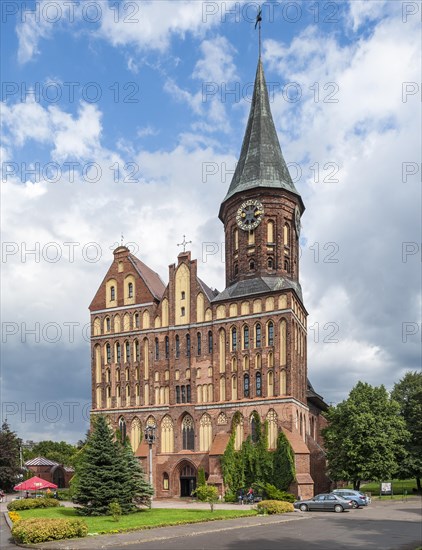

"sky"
[1, 0, 420, 444]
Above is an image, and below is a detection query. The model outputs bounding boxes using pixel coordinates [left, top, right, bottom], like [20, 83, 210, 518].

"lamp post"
[144, 424, 156, 497]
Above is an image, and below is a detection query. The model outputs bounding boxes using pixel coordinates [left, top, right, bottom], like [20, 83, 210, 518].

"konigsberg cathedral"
[90, 57, 329, 500]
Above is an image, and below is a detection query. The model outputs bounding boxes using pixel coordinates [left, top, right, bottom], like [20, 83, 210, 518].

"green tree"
[73, 416, 148, 515]
[272, 431, 296, 491]
[120, 438, 153, 507]
[391, 371, 422, 491]
[322, 382, 409, 490]
[24, 441, 78, 467]
[0, 421, 23, 492]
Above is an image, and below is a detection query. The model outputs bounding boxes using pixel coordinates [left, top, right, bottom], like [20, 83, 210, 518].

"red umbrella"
[14, 476, 58, 491]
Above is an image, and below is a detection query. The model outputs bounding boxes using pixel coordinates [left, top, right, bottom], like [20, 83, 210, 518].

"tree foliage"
[221, 414, 296, 494]
[391, 371, 422, 491]
[0, 421, 23, 492]
[24, 441, 78, 467]
[322, 382, 409, 490]
[72, 416, 152, 515]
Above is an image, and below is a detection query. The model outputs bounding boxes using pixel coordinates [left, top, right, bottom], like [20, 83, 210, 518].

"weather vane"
[177, 235, 192, 252]
[120, 233, 124, 246]
[255, 5, 262, 58]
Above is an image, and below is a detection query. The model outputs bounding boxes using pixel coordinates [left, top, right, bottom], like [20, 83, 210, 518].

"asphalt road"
[110, 500, 422, 550]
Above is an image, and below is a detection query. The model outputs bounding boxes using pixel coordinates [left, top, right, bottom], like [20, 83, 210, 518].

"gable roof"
[128, 254, 165, 301]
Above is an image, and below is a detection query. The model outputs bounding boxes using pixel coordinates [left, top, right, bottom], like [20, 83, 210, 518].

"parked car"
[332, 489, 371, 508]
[294, 493, 354, 513]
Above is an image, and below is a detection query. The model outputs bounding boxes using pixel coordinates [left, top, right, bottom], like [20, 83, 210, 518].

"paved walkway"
[0, 494, 301, 549]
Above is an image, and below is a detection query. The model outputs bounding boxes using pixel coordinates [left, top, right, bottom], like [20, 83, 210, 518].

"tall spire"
[220, 59, 300, 207]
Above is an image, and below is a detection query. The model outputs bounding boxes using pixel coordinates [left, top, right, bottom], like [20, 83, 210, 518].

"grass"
[17, 506, 258, 535]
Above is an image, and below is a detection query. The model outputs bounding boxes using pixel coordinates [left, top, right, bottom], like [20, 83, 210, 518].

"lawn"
[17, 507, 257, 535]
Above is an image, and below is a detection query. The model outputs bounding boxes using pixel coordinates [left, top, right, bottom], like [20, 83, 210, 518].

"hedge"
[256, 500, 294, 515]
[12, 518, 88, 544]
[7, 498, 60, 511]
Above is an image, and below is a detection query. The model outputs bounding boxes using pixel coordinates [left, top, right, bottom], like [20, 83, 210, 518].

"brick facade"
[89, 57, 328, 501]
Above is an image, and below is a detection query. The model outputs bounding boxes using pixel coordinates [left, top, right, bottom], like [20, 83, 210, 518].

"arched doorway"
[52, 466, 65, 488]
[179, 462, 197, 497]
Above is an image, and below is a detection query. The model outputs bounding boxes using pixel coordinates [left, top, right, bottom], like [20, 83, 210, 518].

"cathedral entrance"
[179, 463, 196, 497]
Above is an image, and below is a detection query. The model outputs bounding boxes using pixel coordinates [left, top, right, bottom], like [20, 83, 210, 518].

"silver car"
[332, 489, 371, 508]
[294, 493, 354, 513]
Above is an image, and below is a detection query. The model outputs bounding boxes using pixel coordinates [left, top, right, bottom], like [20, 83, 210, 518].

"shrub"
[8, 511, 22, 523]
[256, 500, 294, 515]
[56, 489, 72, 501]
[7, 498, 60, 511]
[12, 518, 88, 544]
[223, 489, 238, 503]
[108, 500, 122, 522]
[253, 482, 295, 503]
[193, 484, 219, 511]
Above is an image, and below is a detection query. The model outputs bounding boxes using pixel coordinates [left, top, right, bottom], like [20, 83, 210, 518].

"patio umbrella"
[14, 476, 58, 491]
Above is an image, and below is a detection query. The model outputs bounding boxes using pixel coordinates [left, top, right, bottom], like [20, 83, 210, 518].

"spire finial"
[255, 5, 262, 59]
[120, 233, 124, 246]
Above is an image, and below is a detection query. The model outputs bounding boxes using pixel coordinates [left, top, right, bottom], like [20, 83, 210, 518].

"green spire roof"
[222, 59, 300, 204]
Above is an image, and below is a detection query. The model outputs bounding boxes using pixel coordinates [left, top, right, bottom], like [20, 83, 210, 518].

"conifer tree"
[121, 438, 153, 507]
[73, 416, 137, 515]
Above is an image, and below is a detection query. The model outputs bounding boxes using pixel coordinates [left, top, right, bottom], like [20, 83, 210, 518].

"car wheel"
[351, 500, 359, 509]
[334, 504, 344, 513]
[299, 504, 308, 512]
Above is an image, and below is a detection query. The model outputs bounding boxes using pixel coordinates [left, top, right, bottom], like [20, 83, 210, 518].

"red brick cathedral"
[90, 58, 329, 500]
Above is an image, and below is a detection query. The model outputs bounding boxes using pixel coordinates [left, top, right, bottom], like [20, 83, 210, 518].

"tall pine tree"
[73, 416, 150, 515]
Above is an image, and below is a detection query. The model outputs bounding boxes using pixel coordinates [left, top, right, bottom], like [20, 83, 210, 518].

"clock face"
[295, 206, 301, 237]
[236, 200, 264, 231]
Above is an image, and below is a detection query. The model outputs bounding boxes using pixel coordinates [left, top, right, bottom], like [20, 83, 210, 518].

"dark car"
[332, 489, 371, 508]
[294, 493, 354, 513]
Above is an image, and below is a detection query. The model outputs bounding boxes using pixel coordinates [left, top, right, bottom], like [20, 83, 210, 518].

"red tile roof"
[209, 433, 231, 456]
[129, 254, 165, 300]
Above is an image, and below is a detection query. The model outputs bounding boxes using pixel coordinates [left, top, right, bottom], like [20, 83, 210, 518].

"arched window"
[231, 357, 238, 372]
[165, 336, 169, 358]
[248, 230, 255, 245]
[234, 227, 239, 250]
[243, 355, 249, 370]
[219, 376, 226, 401]
[249, 260, 255, 271]
[199, 414, 212, 452]
[105, 317, 111, 332]
[110, 286, 115, 301]
[163, 472, 170, 490]
[186, 334, 190, 357]
[256, 372, 262, 397]
[182, 415, 195, 450]
[134, 340, 140, 361]
[280, 369, 287, 395]
[181, 291, 186, 300]
[267, 257, 274, 269]
[155, 338, 159, 360]
[284, 259, 290, 272]
[197, 332, 201, 355]
[219, 329, 226, 373]
[234, 263, 239, 276]
[128, 282, 133, 298]
[118, 417, 126, 443]
[234, 415, 244, 451]
[243, 373, 250, 398]
[116, 342, 121, 363]
[243, 326, 249, 349]
[134, 313, 140, 328]
[161, 415, 174, 453]
[125, 341, 130, 362]
[106, 343, 111, 364]
[231, 327, 237, 351]
[284, 224, 290, 247]
[130, 418, 141, 451]
[175, 335, 180, 358]
[267, 370, 274, 397]
[255, 354, 261, 370]
[208, 331, 213, 353]
[255, 324, 261, 347]
[250, 414, 258, 443]
[267, 321, 274, 346]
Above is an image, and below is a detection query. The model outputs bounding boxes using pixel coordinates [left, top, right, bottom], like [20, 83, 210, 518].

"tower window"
[197, 332, 201, 356]
[106, 317, 111, 332]
[181, 291, 186, 300]
[116, 342, 121, 363]
[243, 326, 249, 349]
[284, 259, 290, 272]
[249, 260, 255, 271]
[234, 228, 239, 251]
[231, 327, 237, 351]
[268, 321, 274, 346]
[208, 331, 213, 353]
[106, 343, 111, 364]
[256, 372, 262, 397]
[186, 334, 190, 357]
[176, 386, 180, 403]
[155, 338, 159, 360]
[255, 324, 261, 348]
[175, 335, 180, 358]
[267, 258, 273, 269]
[165, 336, 169, 358]
[243, 373, 250, 398]
[234, 263, 239, 276]
[181, 307, 185, 317]
[110, 286, 115, 301]
[128, 282, 133, 298]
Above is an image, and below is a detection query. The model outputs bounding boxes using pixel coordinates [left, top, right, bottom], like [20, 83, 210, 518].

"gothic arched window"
[243, 373, 250, 398]
[208, 331, 213, 353]
[186, 334, 191, 357]
[256, 371, 262, 397]
[175, 335, 180, 358]
[182, 415, 195, 450]
[255, 324, 261, 348]
[165, 336, 169, 358]
[243, 326, 249, 349]
[118, 417, 126, 444]
[231, 327, 237, 351]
